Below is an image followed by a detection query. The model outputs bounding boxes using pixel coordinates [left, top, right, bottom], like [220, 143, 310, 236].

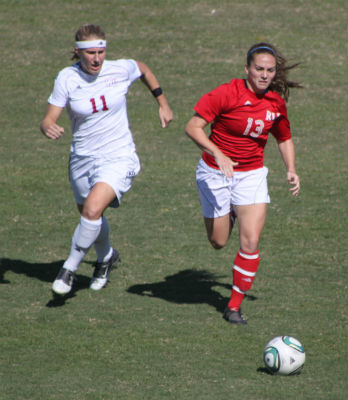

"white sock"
[76, 216, 102, 248]
[94, 216, 112, 263]
[63, 216, 102, 272]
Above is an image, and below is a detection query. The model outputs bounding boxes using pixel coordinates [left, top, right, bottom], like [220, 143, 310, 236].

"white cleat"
[52, 268, 75, 295]
[90, 249, 121, 291]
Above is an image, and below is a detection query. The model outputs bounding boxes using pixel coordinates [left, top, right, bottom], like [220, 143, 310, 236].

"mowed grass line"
[0, 0, 347, 399]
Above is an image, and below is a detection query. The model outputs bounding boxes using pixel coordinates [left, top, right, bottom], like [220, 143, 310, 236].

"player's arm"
[277, 138, 300, 196]
[185, 114, 238, 178]
[136, 61, 173, 128]
[40, 104, 65, 140]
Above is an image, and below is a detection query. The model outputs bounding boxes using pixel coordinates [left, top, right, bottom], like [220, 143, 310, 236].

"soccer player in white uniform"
[40, 24, 173, 295]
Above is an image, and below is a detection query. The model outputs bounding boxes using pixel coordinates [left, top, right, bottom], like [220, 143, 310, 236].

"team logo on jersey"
[265, 110, 280, 121]
[105, 78, 118, 87]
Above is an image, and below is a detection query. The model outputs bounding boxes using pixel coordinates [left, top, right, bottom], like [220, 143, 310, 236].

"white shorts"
[196, 158, 270, 218]
[69, 149, 141, 208]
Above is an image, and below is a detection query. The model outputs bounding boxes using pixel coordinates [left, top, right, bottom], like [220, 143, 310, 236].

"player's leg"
[52, 182, 119, 294]
[82, 183, 121, 291]
[196, 159, 235, 249]
[223, 166, 270, 324]
[237, 203, 266, 253]
[88, 152, 139, 290]
[52, 213, 102, 294]
[76, 203, 113, 265]
[94, 215, 112, 262]
[81, 182, 116, 220]
[204, 212, 233, 249]
[224, 203, 266, 324]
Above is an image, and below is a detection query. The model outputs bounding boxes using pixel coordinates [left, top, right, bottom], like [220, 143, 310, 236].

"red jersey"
[194, 79, 291, 171]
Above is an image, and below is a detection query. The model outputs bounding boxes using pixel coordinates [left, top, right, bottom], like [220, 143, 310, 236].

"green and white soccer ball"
[263, 336, 306, 375]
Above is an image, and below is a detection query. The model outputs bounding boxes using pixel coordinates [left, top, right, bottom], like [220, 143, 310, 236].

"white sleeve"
[117, 59, 142, 83]
[47, 70, 69, 108]
[128, 59, 142, 82]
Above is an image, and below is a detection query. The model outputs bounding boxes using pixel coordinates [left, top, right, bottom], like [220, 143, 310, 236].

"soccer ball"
[263, 336, 306, 375]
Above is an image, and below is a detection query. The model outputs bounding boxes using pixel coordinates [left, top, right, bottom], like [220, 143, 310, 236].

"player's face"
[245, 53, 276, 94]
[77, 47, 106, 75]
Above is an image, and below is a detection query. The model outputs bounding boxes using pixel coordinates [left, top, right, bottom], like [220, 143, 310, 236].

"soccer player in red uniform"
[185, 42, 301, 324]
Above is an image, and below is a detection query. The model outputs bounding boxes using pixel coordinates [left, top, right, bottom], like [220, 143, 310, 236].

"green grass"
[0, 0, 347, 399]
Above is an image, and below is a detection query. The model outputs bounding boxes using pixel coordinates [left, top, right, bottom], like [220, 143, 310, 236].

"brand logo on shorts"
[127, 170, 136, 177]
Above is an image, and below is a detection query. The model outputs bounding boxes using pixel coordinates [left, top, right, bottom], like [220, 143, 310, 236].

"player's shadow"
[0, 258, 91, 307]
[127, 269, 257, 313]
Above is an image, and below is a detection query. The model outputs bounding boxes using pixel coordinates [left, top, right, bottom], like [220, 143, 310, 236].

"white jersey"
[48, 59, 142, 156]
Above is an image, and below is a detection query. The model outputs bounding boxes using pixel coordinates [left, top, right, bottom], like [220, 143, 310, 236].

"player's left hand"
[287, 172, 300, 196]
[159, 105, 173, 128]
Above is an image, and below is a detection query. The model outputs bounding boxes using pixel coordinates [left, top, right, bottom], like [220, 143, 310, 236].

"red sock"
[227, 249, 260, 310]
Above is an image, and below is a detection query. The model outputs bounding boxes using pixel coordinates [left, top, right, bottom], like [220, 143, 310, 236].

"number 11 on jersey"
[90, 95, 109, 113]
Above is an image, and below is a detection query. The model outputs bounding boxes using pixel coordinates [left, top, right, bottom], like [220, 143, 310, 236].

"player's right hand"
[215, 152, 239, 178]
[43, 124, 65, 140]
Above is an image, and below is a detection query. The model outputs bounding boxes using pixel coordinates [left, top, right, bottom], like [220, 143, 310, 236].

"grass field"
[0, 0, 347, 399]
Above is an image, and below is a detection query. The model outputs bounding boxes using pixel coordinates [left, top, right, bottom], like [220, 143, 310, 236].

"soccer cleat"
[90, 249, 121, 291]
[52, 268, 75, 295]
[223, 307, 247, 325]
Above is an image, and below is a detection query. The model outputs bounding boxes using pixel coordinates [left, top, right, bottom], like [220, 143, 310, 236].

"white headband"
[75, 40, 107, 49]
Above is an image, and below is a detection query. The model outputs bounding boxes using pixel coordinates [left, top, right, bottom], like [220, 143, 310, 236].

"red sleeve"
[270, 101, 292, 142]
[193, 84, 230, 123]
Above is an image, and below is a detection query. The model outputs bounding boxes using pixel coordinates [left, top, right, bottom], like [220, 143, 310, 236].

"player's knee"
[209, 238, 227, 250]
[82, 206, 103, 221]
[240, 238, 260, 254]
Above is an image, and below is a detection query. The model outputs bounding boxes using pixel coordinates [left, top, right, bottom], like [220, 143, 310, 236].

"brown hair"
[246, 42, 302, 101]
[72, 24, 106, 60]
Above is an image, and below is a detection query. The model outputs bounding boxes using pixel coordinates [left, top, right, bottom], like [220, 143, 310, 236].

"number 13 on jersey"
[243, 118, 264, 138]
